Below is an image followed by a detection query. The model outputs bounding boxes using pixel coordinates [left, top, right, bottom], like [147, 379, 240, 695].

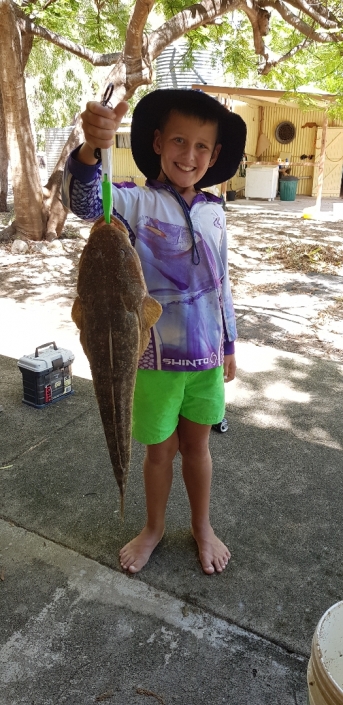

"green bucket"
[279, 178, 298, 201]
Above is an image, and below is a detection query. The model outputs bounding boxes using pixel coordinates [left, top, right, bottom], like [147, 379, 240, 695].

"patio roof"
[191, 85, 337, 109]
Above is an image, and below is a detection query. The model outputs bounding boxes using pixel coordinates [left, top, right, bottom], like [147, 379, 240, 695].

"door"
[312, 127, 343, 197]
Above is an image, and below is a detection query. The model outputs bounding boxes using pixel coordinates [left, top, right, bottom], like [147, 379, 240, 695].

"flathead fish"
[72, 215, 162, 510]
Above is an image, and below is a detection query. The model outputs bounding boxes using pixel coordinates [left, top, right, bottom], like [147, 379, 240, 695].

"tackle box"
[18, 342, 75, 409]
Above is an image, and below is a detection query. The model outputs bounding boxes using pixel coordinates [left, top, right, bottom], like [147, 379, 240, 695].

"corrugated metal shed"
[230, 100, 259, 193]
[257, 104, 342, 195]
[112, 144, 145, 186]
[156, 41, 224, 90]
[112, 123, 145, 185]
[45, 127, 73, 177]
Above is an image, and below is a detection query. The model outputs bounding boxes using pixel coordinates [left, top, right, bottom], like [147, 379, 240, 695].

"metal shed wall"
[230, 100, 259, 192]
[45, 127, 73, 177]
[156, 41, 224, 89]
[258, 104, 343, 195]
[111, 136, 145, 186]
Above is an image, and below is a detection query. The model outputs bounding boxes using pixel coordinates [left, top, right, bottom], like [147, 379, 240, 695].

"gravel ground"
[226, 203, 343, 363]
[1, 200, 343, 364]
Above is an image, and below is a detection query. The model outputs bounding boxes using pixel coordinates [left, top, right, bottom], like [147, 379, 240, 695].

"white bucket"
[332, 203, 343, 221]
[308, 601, 343, 705]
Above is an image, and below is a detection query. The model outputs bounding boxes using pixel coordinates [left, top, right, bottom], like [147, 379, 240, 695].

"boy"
[62, 89, 246, 575]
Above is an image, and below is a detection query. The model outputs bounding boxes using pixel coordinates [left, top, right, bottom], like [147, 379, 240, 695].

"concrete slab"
[1, 346, 343, 659]
[0, 521, 307, 705]
[227, 195, 342, 219]
[0, 354, 93, 465]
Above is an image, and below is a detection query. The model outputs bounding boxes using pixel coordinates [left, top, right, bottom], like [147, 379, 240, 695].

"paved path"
[1, 339, 343, 703]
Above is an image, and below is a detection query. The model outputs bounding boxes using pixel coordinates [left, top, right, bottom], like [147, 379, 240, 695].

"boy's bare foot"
[119, 526, 164, 573]
[192, 525, 231, 575]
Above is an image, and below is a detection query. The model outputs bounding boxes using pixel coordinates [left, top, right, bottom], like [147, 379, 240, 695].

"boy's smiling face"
[153, 110, 221, 199]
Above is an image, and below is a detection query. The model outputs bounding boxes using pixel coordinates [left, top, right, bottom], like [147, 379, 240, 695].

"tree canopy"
[19, 0, 343, 81]
[21, 0, 343, 140]
[24, 2, 343, 142]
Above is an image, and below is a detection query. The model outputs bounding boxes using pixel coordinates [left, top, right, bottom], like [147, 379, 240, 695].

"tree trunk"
[43, 116, 85, 241]
[0, 0, 43, 240]
[0, 88, 9, 212]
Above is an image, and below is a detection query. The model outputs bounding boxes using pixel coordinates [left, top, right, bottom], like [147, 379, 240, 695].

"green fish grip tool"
[101, 148, 113, 224]
[95, 83, 115, 224]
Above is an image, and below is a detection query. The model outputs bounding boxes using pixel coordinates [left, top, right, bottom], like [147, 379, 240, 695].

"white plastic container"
[308, 601, 343, 705]
[245, 165, 279, 201]
[332, 203, 343, 221]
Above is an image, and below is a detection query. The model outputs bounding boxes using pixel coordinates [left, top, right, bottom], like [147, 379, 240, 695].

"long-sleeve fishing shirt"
[62, 148, 237, 372]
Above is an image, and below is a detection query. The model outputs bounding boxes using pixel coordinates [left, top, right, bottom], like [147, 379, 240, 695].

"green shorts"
[132, 367, 225, 445]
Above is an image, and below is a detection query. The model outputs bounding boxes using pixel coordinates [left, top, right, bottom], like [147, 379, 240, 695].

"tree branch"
[259, 36, 311, 73]
[42, 0, 60, 10]
[260, 0, 343, 42]
[282, 0, 340, 30]
[125, 0, 155, 58]
[21, 32, 33, 69]
[149, 0, 240, 61]
[239, 0, 336, 75]
[240, 2, 272, 57]
[17, 14, 122, 65]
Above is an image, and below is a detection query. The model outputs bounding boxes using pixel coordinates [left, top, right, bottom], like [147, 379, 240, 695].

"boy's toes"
[119, 527, 163, 574]
[120, 555, 138, 572]
[119, 556, 131, 570]
[213, 558, 227, 573]
[119, 547, 137, 572]
[199, 550, 220, 574]
[194, 528, 231, 575]
[127, 563, 139, 574]
[202, 562, 215, 575]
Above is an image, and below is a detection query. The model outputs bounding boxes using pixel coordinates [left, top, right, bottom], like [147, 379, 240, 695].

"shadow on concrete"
[1, 349, 342, 657]
[0, 248, 79, 305]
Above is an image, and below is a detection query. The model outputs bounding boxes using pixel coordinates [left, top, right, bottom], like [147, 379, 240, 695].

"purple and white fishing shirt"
[62, 149, 237, 372]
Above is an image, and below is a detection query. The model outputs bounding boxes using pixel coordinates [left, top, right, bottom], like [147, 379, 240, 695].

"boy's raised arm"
[77, 100, 129, 166]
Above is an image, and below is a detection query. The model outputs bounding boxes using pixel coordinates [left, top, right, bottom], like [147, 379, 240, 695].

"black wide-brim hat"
[131, 89, 247, 189]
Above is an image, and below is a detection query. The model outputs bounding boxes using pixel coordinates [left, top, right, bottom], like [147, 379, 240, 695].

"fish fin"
[142, 295, 162, 328]
[72, 295, 90, 359]
[71, 297, 83, 330]
[139, 296, 162, 356]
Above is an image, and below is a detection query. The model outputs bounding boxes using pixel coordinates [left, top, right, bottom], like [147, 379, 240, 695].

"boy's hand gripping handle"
[97, 83, 114, 224]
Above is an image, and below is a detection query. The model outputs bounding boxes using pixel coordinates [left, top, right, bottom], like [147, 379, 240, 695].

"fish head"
[90, 215, 130, 239]
[86, 215, 134, 267]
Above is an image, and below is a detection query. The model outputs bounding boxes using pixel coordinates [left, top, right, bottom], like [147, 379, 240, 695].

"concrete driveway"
[1, 338, 343, 704]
